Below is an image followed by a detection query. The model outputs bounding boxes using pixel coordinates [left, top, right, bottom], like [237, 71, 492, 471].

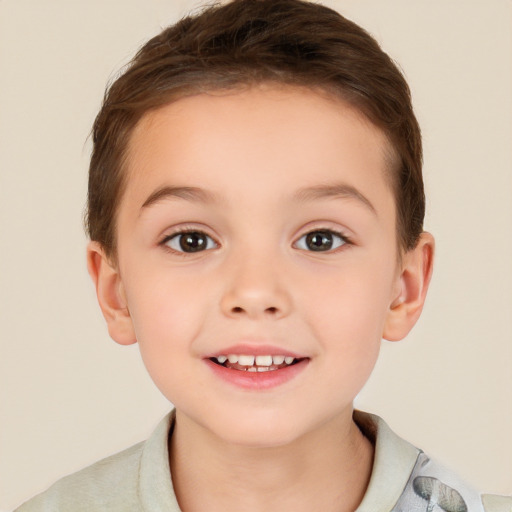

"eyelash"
[294, 229, 351, 253]
[159, 227, 352, 256]
[159, 228, 218, 257]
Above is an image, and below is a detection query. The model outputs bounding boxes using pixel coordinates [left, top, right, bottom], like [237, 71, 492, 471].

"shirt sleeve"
[482, 494, 512, 512]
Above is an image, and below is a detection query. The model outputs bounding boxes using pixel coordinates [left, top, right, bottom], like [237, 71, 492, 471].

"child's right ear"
[86, 241, 137, 346]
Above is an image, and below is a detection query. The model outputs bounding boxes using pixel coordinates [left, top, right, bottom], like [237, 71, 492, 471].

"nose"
[220, 253, 292, 320]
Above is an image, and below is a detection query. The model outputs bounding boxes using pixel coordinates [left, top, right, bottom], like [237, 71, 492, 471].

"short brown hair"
[86, 0, 424, 259]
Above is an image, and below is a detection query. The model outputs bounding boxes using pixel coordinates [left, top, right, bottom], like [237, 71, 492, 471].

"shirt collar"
[138, 409, 181, 512]
[137, 409, 420, 512]
[354, 410, 420, 512]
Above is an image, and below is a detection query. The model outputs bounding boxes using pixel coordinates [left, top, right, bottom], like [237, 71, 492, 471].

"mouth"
[209, 354, 306, 372]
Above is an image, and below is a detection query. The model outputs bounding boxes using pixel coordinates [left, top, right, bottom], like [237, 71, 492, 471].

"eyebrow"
[141, 186, 219, 210]
[140, 182, 376, 214]
[293, 183, 377, 215]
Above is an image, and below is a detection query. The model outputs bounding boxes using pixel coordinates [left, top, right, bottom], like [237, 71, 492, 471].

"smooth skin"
[88, 85, 434, 512]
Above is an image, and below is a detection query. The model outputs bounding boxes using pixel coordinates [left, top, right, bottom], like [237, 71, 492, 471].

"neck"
[169, 409, 374, 512]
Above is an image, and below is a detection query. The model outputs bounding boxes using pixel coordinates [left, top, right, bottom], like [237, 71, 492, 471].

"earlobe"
[86, 242, 137, 346]
[383, 232, 435, 341]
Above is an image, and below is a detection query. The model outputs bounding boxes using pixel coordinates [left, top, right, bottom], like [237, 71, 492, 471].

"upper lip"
[205, 343, 306, 359]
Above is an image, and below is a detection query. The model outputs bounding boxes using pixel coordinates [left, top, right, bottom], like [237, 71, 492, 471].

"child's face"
[103, 86, 412, 446]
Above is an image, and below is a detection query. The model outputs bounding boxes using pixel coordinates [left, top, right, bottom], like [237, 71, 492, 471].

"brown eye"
[164, 231, 216, 253]
[296, 230, 346, 252]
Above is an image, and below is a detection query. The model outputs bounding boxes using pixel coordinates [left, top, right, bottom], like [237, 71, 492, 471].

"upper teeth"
[214, 354, 295, 366]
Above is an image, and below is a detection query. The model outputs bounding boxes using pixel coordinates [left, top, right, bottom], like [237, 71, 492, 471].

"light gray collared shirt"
[15, 410, 511, 512]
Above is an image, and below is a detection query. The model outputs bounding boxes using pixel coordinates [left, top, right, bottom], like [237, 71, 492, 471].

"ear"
[86, 241, 137, 346]
[383, 232, 435, 341]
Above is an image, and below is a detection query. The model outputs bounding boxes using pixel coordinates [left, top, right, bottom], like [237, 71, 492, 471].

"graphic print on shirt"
[413, 476, 467, 512]
[392, 453, 484, 512]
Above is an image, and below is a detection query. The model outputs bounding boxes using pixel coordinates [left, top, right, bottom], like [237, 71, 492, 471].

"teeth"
[247, 367, 257, 372]
[238, 355, 255, 366]
[255, 355, 272, 366]
[215, 354, 298, 368]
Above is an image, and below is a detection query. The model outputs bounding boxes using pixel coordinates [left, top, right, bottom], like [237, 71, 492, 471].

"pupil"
[306, 231, 332, 251]
[180, 232, 206, 252]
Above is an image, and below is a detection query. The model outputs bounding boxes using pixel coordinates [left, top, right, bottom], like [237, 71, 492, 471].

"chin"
[221, 425, 303, 449]
[206, 409, 317, 449]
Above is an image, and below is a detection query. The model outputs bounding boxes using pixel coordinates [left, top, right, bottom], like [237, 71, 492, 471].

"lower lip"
[205, 359, 309, 390]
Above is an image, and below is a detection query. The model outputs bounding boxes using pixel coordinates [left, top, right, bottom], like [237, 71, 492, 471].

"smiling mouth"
[209, 354, 305, 372]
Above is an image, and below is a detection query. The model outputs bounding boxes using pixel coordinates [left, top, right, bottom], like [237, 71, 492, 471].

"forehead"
[122, 85, 395, 218]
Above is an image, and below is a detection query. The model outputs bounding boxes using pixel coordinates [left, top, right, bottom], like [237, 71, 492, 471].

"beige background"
[1, 0, 511, 509]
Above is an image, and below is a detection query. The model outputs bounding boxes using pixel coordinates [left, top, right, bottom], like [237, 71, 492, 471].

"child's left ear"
[383, 232, 435, 341]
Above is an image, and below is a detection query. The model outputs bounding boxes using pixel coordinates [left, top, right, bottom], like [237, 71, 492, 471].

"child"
[14, 0, 510, 511]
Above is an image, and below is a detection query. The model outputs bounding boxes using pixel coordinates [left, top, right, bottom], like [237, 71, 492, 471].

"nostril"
[230, 306, 278, 315]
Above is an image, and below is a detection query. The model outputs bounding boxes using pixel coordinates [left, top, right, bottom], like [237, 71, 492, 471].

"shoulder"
[481, 494, 512, 512]
[394, 451, 511, 512]
[14, 411, 179, 512]
[14, 441, 146, 512]
[354, 411, 512, 512]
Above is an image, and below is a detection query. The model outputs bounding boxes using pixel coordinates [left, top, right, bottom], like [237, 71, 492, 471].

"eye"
[295, 229, 347, 252]
[162, 231, 217, 253]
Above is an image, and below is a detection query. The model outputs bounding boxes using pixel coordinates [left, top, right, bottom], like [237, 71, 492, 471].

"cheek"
[122, 267, 205, 358]
[303, 269, 387, 398]
[299, 255, 396, 349]
[122, 271, 208, 402]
